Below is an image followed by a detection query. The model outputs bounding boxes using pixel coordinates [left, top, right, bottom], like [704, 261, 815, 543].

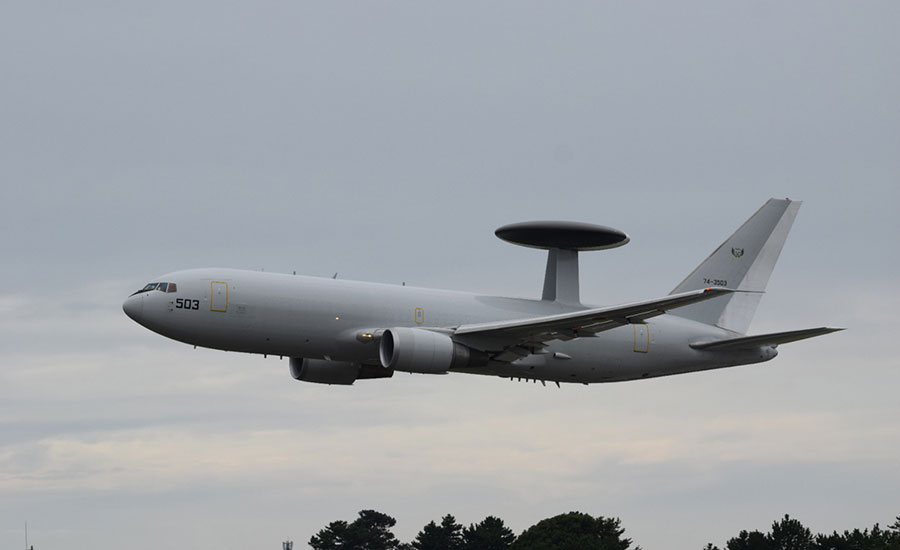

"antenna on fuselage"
[494, 221, 629, 305]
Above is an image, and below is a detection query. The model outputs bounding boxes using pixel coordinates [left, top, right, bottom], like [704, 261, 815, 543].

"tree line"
[705, 514, 900, 550]
[307, 510, 900, 550]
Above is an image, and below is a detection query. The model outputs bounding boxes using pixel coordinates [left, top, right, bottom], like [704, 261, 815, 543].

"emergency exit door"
[211, 281, 228, 312]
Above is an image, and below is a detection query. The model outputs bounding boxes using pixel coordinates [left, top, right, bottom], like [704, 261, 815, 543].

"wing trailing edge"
[453, 287, 735, 361]
[690, 327, 844, 351]
[455, 287, 733, 338]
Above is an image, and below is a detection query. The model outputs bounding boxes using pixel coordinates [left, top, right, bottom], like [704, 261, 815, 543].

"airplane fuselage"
[123, 268, 774, 384]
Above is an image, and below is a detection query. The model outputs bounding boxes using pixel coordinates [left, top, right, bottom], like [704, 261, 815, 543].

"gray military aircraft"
[123, 198, 841, 386]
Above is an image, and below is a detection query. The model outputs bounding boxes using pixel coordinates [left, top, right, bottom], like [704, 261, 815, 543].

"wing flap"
[690, 327, 844, 351]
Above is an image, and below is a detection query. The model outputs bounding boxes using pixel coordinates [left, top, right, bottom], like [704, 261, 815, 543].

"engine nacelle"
[378, 327, 487, 374]
[289, 358, 393, 385]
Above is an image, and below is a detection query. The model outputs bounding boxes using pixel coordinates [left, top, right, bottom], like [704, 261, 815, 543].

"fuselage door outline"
[211, 281, 229, 312]
[633, 323, 650, 353]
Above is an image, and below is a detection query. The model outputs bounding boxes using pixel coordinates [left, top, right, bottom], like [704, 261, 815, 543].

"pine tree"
[309, 510, 405, 550]
[411, 514, 464, 550]
[462, 516, 516, 550]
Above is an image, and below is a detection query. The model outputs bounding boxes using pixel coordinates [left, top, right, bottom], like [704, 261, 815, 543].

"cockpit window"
[131, 282, 178, 296]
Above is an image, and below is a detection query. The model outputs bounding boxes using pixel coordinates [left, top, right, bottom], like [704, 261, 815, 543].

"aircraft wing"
[454, 287, 733, 362]
[690, 327, 844, 351]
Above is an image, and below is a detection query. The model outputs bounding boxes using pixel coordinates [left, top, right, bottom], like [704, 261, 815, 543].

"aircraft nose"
[123, 294, 143, 322]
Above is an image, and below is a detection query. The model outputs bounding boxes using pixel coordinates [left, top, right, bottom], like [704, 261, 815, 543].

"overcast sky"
[1, 2, 898, 549]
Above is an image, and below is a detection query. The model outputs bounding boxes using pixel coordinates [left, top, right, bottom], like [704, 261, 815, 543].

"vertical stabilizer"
[669, 198, 801, 334]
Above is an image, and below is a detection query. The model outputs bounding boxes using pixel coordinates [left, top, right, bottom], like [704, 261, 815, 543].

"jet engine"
[378, 327, 487, 374]
[289, 357, 393, 385]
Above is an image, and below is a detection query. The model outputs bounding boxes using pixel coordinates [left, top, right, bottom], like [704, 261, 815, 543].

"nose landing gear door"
[211, 281, 229, 312]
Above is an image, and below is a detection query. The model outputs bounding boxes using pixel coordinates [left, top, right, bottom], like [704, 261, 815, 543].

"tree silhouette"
[814, 520, 900, 550]
[309, 509, 406, 550]
[462, 516, 516, 550]
[769, 515, 813, 550]
[725, 529, 770, 550]
[511, 512, 636, 550]
[710, 515, 900, 550]
[411, 514, 464, 550]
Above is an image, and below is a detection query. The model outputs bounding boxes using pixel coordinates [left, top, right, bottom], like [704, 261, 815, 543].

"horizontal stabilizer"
[690, 327, 844, 351]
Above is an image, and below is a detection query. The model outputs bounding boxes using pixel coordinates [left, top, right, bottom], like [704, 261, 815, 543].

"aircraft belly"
[475, 319, 743, 384]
